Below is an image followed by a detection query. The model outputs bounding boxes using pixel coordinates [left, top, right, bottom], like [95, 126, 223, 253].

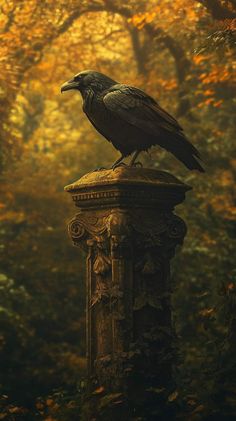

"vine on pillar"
[65, 167, 191, 420]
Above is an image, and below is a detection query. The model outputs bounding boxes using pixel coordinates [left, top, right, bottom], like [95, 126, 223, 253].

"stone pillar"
[65, 167, 191, 420]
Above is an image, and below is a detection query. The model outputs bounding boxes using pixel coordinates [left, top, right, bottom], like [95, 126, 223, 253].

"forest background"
[0, 0, 235, 419]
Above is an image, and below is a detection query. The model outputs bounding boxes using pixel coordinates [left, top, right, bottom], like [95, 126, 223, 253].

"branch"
[91, 29, 124, 44]
[198, 0, 236, 20]
[103, 0, 132, 18]
[145, 25, 191, 84]
[143, 25, 192, 116]
[56, 3, 105, 37]
[126, 25, 147, 75]
[102, 1, 192, 112]
[0, 2, 18, 33]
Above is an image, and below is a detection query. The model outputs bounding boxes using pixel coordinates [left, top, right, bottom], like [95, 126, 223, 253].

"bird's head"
[61, 70, 116, 94]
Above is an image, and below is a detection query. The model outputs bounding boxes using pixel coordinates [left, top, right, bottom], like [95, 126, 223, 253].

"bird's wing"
[103, 84, 183, 135]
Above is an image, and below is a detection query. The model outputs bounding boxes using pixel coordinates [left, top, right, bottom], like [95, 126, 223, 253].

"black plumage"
[61, 70, 204, 172]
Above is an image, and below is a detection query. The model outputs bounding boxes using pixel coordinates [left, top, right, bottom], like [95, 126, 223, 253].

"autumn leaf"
[199, 308, 214, 317]
[213, 100, 223, 107]
[92, 386, 105, 395]
[66, 401, 77, 408]
[46, 398, 54, 406]
[192, 404, 205, 414]
[8, 406, 28, 414]
[168, 390, 178, 402]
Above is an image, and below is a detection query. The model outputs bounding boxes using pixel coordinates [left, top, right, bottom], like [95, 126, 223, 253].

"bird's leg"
[129, 150, 142, 167]
[111, 154, 127, 170]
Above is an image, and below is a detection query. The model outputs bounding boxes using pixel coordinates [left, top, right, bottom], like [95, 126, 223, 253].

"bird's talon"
[111, 162, 128, 170]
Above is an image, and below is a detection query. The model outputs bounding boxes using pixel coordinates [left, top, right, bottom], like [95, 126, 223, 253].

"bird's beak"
[61, 79, 79, 93]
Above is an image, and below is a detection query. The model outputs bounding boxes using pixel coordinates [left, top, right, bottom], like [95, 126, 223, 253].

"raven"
[61, 70, 204, 172]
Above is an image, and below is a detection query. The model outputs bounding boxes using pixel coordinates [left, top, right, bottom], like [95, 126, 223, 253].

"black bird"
[61, 70, 204, 172]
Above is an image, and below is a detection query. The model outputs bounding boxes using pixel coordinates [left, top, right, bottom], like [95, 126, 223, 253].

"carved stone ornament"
[65, 167, 190, 415]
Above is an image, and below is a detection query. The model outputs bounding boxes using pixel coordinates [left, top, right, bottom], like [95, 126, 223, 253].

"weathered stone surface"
[65, 166, 190, 419]
[65, 166, 191, 210]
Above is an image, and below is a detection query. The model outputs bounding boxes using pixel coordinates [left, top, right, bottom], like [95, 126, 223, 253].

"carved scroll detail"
[67, 206, 187, 392]
[68, 210, 186, 250]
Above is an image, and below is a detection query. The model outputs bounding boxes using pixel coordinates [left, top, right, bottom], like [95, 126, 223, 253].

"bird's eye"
[74, 75, 82, 82]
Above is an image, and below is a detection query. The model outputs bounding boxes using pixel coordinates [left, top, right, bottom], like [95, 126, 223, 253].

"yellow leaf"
[168, 390, 178, 402]
[199, 308, 214, 317]
[92, 386, 105, 395]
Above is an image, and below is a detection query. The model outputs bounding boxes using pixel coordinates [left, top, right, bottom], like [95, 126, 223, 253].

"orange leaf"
[46, 399, 54, 406]
[92, 386, 105, 395]
[168, 390, 178, 402]
[213, 100, 223, 107]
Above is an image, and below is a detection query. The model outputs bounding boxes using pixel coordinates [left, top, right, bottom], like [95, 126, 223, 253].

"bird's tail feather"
[165, 133, 205, 172]
[176, 151, 205, 172]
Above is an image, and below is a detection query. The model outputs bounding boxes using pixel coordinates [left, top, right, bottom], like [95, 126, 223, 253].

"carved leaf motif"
[132, 213, 168, 238]
[93, 252, 111, 275]
[91, 285, 109, 307]
[107, 210, 131, 237]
